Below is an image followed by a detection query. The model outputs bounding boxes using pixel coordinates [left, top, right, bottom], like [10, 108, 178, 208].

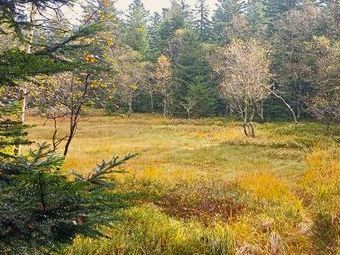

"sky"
[63, 0, 219, 24]
[115, 0, 218, 13]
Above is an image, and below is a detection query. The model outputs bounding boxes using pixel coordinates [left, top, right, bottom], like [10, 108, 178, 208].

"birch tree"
[210, 39, 271, 137]
[153, 55, 173, 117]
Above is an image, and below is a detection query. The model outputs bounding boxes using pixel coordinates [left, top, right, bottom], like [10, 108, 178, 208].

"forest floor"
[27, 113, 339, 255]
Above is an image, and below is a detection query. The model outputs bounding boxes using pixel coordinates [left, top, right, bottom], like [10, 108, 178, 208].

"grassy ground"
[27, 114, 311, 176]
[26, 113, 339, 255]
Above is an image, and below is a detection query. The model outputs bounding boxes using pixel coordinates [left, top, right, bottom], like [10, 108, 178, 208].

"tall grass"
[26, 114, 339, 254]
[65, 206, 235, 255]
[300, 146, 340, 254]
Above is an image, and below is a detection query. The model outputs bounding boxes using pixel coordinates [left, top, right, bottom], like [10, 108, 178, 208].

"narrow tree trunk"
[16, 3, 37, 155]
[163, 97, 167, 117]
[243, 123, 249, 137]
[187, 109, 191, 120]
[63, 133, 75, 157]
[244, 102, 248, 124]
[26, 3, 37, 54]
[127, 92, 133, 117]
[269, 89, 298, 124]
[249, 122, 255, 138]
[250, 106, 255, 122]
[17, 88, 27, 156]
[63, 74, 91, 157]
[63, 115, 76, 157]
[242, 103, 256, 138]
[149, 91, 154, 114]
[19, 89, 27, 123]
[52, 118, 58, 151]
[258, 101, 265, 123]
[127, 101, 133, 117]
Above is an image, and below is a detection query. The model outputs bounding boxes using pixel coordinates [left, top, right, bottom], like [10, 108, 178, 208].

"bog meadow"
[0, 0, 339, 254]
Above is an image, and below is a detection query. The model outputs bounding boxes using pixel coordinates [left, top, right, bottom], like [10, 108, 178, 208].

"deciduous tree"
[306, 36, 340, 139]
[154, 55, 173, 117]
[210, 39, 271, 137]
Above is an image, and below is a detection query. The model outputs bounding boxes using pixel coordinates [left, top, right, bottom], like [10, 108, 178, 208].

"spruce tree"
[211, 0, 245, 44]
[148, 13, 163, 62]
[265, 0, 298, 33]
[194, 0, 212, 42]
[179, 0, 195, 29]
[0, 102, 31, 157]
[172, 31, 217, 116]
[158, 1, 186, 47]
[123, 0, 150, 58]
[246, 0, 269, 39]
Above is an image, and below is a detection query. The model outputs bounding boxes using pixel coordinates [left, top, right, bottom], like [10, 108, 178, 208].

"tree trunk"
[19, 89, 27, 123]
[243, 122, 255, 138]
[25, 3, 37, 54]
[243, 102, 248, 124]
[149, 91, 154, 114]
[258, 101, 265, 123]
[250, 107, 255, 122]
[63, 73, 91, 157]
[127, 101, 133, 117]
[187, 109, 191, 120]
[127, 92, 134, 117]
[63, 135, 73, 157]
[63, 115, 76, 157]
[269, 89, 298, 124]
[163, 97, 167, 117]
[16, 3, 37, 155]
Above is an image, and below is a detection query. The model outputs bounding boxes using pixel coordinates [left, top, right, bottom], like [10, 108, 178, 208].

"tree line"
[79, 0, 338, 128]
[3, 0, 338, 131]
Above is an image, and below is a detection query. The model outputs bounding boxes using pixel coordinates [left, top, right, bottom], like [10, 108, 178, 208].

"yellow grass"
[26, 113, 339, 254]
[27, 114, 308, 178]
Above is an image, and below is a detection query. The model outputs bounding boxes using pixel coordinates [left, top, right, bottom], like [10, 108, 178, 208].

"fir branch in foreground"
[73, 153, 138, 185]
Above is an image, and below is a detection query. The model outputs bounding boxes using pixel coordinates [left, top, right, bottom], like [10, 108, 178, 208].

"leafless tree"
[30, 72, 93, 156]
[210, 39, 271, 137]
[181, 96, 196, 120]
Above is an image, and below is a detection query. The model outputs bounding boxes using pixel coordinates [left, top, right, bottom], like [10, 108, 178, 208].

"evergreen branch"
[23, 143, 64, 172]
[71, 153, 138, 185]
[87, 153, 138, 184]
[41, 22, 104, 55]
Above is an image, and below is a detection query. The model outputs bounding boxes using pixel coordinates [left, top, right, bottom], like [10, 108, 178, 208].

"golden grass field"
[26, 113, 339, 255]
[27, 114, 309, 176]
